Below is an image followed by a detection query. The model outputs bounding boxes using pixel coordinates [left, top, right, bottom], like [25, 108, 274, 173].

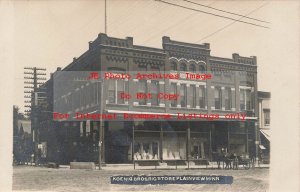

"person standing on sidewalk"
[232, 153, 239, 169]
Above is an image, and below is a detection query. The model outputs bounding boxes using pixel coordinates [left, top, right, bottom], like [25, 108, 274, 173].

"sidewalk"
[23, 162, 270, 170]
[100, 162, 270, 170]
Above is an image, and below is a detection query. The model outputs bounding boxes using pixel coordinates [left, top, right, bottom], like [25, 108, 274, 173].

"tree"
[13, 105, 29, 165]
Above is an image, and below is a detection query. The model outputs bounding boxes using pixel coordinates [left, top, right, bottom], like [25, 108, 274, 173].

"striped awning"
[260, 129, 271, 142]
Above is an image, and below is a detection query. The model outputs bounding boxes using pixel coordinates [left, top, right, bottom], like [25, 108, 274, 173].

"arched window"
[199, 65, 206, 73]
[189, 64, 196, 72]
[180, 63, 187, 71]
[170, 62, 177, 71]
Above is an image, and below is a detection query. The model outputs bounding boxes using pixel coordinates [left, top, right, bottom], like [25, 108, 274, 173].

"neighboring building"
[258, 91, 271, 163]
[36, 33, 259, 165]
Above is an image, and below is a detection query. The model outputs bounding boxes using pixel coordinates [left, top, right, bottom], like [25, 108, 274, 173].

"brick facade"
[37, 33, 259, 165]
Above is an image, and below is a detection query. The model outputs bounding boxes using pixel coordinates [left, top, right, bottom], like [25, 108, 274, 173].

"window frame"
[199, 85, 205, 109]
[224, 87, 232, 110]
[170, 83, 177, 107]
[180, 84, 187, 107]
[180, 63, 187, 71]
[190, 85, 196, 108]
[150, 80, 159, 106]
[214, 86, 222, 110]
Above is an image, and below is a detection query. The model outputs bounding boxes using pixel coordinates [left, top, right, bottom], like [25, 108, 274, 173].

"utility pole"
[98, 79, 104, 170]
[24, 67, 46, 164]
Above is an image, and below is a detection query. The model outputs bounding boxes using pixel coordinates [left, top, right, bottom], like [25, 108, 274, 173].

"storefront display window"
[163, 135, 186, 160]
[134, 141, 159, 160]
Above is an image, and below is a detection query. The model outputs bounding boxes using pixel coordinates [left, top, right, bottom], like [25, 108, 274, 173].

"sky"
[11, 0, 296, 113]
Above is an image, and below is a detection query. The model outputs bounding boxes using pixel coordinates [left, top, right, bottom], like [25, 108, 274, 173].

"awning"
[260, 129, 271, 142]
[259, 145, 266, 150]
[106, 110, 258, 120]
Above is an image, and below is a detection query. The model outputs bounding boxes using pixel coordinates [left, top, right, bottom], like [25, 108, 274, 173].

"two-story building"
[258, 91, 271, 163]
[36, 33, 259, 165]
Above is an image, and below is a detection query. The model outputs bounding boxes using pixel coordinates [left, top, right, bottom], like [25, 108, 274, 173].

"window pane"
[190, 85, 196, 108]
[117, 80, 125, 104]
[170, 83, 177, 107]
[138, 80, 146, 92]
[199, 86, 205, 108]
[171, 62, 177, 71]
[215, 87, 221, 109]
[180, 84, 187, 107]
[180, 63, 187, 71]
[246, 90, 251, 110]
[138, 80, 147, 105]
[240, 89, 245, 110]
[225, 88, 231, 110]
[108, 80, 115, 103]
[264, 111, 270, 125]
[189, 64, 196, 72]
[199, 65, 205, 73]
[150, 81, 159, 106]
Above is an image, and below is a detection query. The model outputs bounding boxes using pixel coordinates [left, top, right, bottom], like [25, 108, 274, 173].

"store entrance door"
[212, 122, 229, 153]
[108, 145, 130, 163]
[192, 142, 205, 159]
[105, 121, 132, 164]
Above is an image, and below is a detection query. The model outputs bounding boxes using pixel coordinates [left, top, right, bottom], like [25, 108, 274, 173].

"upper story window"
[224, 87, 232, 110]
[180, 63, 187, 71]
[108, 79, 128, 104]
[214, 87, 222, 110]
[189, 64, 196, 72]
[246, 90, 251, 110]
[240, 88, 252, 111]
[117, 80, 127, 104]
[180, 84, 187, 107]
[199, 65, 206, 73]
[150, 81, 159, 106]
[240, 89, 245, 110]
[138, 80, 147, 105]
[263, 109, 270, 126]
[170, 62, 177, 71]
[108, 80, 116, 103]
[189, 85, 196, 108]
[170, 83, 177, 107]
[199, 86, 205, 109]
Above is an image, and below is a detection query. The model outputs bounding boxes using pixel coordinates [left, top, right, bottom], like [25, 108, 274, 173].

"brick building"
[36, 33, 259, 165]
[258, 91, 271, 163]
